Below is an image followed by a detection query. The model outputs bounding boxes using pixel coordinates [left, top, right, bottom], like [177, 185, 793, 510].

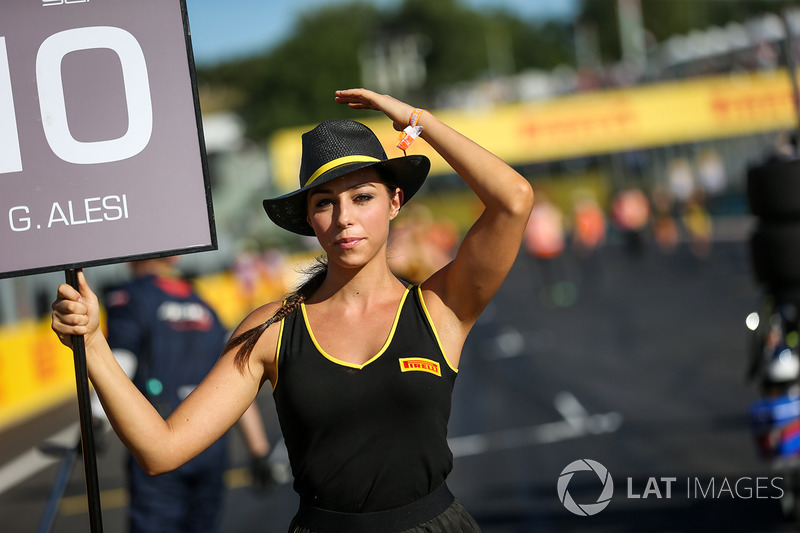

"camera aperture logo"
[557, 459, 614, 516]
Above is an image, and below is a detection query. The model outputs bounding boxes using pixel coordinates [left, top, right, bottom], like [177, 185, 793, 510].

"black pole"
[65, 269, 104, 532]
[782, 11, 800, 142]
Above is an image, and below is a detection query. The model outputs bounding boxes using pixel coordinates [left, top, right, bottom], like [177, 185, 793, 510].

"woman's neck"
[312, 258, 403, 306]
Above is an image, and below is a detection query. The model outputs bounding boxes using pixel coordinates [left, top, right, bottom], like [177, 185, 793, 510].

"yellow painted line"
[59, 487, 128, 516]
[59, 467, 253, 516]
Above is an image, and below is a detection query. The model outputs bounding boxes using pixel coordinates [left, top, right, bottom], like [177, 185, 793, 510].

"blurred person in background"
[570, 188, 607, 287]
[680, 189, 713, 260]
[93, 256, 277, 533]
[52, 88, 533, 532]
[651, 183, 680, 255]
[524, 191, 564, 262]
[233, 243, 289, 311]
[523, 191, 577, 305]
[571, 188, 606, 257]
[611, 186, 651, 259]
[696, 148, 727, 208]
[387, 203, 458, 284]
[667, 156, 695, 205]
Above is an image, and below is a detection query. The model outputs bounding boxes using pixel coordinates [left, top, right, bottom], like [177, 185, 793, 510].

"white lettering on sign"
[1, 26, 154, 173]
[43, 0, 91, 6]
[0, 37, 22, 174]
[47, 194, 129, 228]
[7, 194, 129, 232]
[36, 26, 153, 164]
[9, 206, 31, 232]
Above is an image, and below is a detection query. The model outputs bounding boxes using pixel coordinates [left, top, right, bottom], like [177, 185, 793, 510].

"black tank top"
[273, 285, 457, 513]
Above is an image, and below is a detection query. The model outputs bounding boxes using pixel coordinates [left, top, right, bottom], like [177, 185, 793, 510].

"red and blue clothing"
[105, 274, 229, 533]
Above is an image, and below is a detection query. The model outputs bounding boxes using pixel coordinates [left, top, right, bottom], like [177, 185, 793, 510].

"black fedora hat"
[263, 119, 430, 236]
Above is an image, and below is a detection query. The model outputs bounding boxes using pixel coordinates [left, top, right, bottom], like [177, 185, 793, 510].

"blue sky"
[186, 0, 580, 65]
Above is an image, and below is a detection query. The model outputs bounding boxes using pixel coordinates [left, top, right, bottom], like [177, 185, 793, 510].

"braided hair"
[227, 256, 328, 372]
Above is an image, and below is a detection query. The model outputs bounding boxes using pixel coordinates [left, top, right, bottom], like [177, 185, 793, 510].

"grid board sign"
[0, 0, 216, 278]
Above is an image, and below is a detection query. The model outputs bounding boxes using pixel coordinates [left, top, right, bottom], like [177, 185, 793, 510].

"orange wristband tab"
[398, 108, 425, 154]
[397, 126, 422, 153]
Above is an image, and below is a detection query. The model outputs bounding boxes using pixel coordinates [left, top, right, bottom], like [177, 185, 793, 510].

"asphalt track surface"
[1, 238, 798, 532]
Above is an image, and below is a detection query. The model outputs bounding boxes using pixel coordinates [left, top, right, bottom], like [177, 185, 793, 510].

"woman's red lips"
[335, 237, 362, 249]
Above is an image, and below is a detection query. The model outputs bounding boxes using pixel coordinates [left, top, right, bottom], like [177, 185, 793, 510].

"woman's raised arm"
[335, 89, 534, 331]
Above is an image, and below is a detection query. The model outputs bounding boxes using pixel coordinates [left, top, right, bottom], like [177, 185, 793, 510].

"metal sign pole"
[65, 269, 103, 532]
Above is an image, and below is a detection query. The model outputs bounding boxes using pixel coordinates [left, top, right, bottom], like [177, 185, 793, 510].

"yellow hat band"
[305, 155, 382, 187]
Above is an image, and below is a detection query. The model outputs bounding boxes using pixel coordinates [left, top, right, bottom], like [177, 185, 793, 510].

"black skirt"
[288, 484, 482, 533]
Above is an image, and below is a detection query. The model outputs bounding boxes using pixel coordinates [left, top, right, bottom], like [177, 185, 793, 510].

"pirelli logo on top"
[399, 358, 441, 377]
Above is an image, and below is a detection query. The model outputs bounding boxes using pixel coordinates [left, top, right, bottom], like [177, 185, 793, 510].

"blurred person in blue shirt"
[95, 256, 277, 533]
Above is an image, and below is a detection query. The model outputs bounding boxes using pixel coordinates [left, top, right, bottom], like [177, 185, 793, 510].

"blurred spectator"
[681, 190, 713, 260]
[667, 156, 695, 204]
[233, 244, 288, 310]
[611, 187, 651, 259]
[233, 244, 264, 311]
[696, 148, 727, 197]
[524, 192, 565, 261]
[651, 184, 680, 255]
[97, 256, 277, 533]
[571, 189, 607, 256]
[570, 189, 607, 289]
[524, 192, 577, 305]
[388, 203, 458, 284]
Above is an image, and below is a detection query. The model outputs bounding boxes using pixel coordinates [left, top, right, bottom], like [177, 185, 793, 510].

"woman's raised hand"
[334, 89, 415, 132]
[51, 270, 101, 348]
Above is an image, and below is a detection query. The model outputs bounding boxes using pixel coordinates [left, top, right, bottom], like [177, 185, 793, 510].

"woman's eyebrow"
[309, 182, 376, 197]
[308, 188, 331, 198]
[350, 182, 377, 191]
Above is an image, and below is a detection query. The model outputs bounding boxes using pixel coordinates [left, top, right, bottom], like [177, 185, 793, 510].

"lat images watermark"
[558, 459, 785, 516]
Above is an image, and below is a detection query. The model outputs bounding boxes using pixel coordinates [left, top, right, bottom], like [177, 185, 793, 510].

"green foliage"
[198, 2, 382, 140]
[196, 0, 574, 141]
[392, 0, 488, 88]
[196, 0, 800, 141]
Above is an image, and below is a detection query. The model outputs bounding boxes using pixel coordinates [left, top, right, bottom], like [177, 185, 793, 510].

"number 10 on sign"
[0, 26, 154, 174]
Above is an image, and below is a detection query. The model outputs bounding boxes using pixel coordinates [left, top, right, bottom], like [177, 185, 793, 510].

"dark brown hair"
[227, 257, 328, 372]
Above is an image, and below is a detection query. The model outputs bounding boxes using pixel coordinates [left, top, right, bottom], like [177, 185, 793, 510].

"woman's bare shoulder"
[226, 300, 287, 383]
[234, 300, 285, 334]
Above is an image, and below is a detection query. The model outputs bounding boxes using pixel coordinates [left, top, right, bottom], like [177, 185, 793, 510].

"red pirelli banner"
[269, 69, 800, 192]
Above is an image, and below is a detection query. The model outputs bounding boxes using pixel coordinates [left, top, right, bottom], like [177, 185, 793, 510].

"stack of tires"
[749, 156, 800, 303]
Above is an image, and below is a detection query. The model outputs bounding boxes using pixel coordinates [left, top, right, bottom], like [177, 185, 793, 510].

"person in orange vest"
[524, 192, 579, 306]
[524, 192, 564, 260]
[570, 190, 607, 289]
[571, 190, 606, 257]
[611, 187, 651, 259]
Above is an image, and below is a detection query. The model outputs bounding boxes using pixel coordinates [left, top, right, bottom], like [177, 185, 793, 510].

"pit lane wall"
[0, 318, 76, 430]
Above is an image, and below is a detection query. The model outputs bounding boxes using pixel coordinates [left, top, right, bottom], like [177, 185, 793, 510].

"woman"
[52, 88, 534, 532]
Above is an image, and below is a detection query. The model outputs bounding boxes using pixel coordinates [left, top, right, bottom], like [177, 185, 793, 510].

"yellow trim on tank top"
[271, 315, 287, 392]
[416, 285, 458, 373]
[301, 286, 411, 370]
